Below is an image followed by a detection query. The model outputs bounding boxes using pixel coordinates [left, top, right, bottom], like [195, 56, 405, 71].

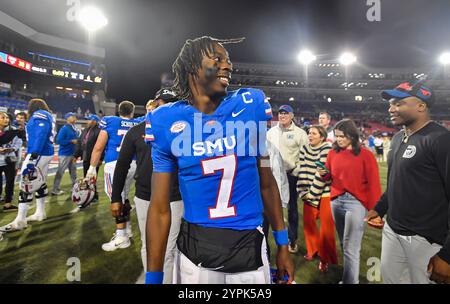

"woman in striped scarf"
[293, 125, 337, 272]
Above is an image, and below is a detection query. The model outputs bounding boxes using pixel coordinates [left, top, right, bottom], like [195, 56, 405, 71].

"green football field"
[0, 163, 387, 284]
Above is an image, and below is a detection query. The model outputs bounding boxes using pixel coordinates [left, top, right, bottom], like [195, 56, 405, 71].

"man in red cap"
[366, 81, 450, 284]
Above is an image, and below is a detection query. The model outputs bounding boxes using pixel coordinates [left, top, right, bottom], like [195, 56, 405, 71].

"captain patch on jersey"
[145, 88, 272, 230]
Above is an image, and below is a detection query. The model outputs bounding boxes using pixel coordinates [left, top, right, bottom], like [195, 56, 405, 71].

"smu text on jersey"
[145, 88, 272, 230]
[99, 116, 141, 163]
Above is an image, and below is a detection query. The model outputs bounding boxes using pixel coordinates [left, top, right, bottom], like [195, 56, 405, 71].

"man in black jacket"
[75, 115, 102, 201]
[110, 89, 183, 283]
[366, 81, 450, 284]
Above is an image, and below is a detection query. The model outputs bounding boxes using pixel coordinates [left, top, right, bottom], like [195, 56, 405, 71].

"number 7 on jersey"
[201, 154, 237, 219]
[116, 129, 128, 152]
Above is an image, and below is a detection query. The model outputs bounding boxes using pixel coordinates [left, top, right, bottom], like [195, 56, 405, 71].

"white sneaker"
[70, 207, 81, 214]
[101, 235, 130, 252]
[51, 190, 64, 196]
[26, 213, 47, 222]
[0, 220, 28, 232]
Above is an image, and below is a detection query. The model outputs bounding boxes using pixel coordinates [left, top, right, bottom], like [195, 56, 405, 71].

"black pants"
[0, 162, 17, 203]
[287, 173, 299, 244]
[83, 161, 100, 198]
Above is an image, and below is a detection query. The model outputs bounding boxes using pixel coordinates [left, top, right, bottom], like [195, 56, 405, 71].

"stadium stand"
[229, 61, 450, 131]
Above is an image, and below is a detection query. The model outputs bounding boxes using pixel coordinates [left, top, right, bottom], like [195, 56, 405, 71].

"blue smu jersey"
[145, 88, 273, 230]
[26, 110, 55, 156]
[134, 115, 146, 123]
[99, 116, 140, 163]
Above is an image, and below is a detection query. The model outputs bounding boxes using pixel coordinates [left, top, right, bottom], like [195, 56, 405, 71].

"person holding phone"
[293, 125, 337, 273]
[0, 112, 22, 211]
[318, 119, 381, 284]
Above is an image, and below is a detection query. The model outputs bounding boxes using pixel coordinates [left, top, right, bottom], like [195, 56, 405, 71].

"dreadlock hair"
[171, 36, 245, 102]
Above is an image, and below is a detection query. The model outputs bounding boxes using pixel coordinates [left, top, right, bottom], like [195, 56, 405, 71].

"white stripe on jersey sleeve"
[33, 113, 48, 119]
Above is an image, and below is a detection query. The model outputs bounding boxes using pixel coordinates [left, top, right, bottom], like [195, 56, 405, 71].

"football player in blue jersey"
[144, 36, 294, 284]
[0, 99, 56, 232]
[86, 101, 140, 251]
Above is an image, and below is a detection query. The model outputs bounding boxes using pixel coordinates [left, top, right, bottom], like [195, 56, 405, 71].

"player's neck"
[120, 115, 132, 119]
[192, 95, 221, 115]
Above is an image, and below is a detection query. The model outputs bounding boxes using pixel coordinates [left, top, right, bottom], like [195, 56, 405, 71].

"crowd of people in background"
[0, 112, 23, 212]
[0, 90, 448, 284]
[0, 38, 448, 285]
[0, 108, 103, 216]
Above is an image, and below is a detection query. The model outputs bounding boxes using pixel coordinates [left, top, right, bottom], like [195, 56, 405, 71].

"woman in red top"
[319, 119, 381, 284]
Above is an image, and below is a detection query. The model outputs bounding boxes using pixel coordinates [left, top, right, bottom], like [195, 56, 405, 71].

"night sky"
[1, 0, 450, 104]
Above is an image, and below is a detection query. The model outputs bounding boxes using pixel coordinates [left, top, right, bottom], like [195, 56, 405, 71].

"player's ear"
[417, 101, 427, 113]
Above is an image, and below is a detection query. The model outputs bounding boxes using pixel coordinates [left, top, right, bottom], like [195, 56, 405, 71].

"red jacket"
[324, 147, 382, 210]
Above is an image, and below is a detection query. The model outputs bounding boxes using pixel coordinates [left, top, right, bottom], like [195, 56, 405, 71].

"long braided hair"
[171, 36, 244, 102]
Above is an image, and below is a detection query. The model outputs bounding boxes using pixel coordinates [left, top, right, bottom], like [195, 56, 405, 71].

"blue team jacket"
[56, 124, 79, 156]
[26, 110, 55, 156]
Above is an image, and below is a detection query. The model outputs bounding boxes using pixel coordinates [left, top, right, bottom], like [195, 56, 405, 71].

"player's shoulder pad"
[230, 87, 265, 98]
[148, 101, 186, 126]
[99, 115, 117, 127]
[32, 110, 50, 121]
[100, 115, 116, 122]
[230, 88, 266, 106]
[231, 88, 272, 122]
[134, 116, 146, 123]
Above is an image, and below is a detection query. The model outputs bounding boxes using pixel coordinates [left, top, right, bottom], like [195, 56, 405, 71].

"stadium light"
[297, 50, 316, 65]
[339, 52, 357, 66]
[78, 6, 108, 32]
[439, 52, 450, 65]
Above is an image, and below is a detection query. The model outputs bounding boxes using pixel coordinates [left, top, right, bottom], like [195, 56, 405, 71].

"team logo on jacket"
[402, 145, 416, 159]
[170, 121, 187, 133]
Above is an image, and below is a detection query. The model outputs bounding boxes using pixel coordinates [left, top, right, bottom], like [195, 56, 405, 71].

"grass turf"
[0, 163, 387, 284]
